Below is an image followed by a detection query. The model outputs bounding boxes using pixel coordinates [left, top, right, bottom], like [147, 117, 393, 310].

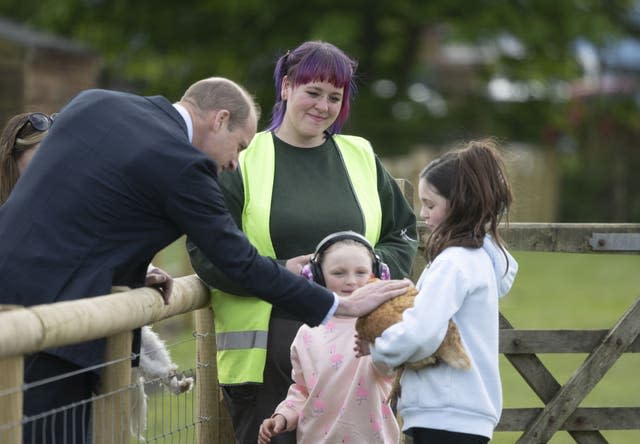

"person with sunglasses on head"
[0, 77, 411, 443]
[0, 110, 180, 440]
[0, 112, 55, 204]
[187, 41, 418, 444]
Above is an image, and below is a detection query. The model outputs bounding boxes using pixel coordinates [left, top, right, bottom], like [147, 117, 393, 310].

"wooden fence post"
[195, 306, 235, 444]
[0, 355, 23, 443]
[394, 178, 426, 285]
[394, 178, 414, 210]
[93, 330, 132, 444]
[0, 304, 25, 443]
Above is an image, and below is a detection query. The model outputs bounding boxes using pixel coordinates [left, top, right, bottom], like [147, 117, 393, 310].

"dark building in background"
[0, 17, 101, 124]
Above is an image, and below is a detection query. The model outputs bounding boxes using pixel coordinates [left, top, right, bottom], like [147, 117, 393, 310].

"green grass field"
[146, 250, 640, 443]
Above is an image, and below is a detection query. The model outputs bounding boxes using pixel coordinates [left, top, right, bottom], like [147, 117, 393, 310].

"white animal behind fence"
[130, 325, 194, 440]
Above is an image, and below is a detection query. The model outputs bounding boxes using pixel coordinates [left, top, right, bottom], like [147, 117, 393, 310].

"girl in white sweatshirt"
[369, 139, 518, 443]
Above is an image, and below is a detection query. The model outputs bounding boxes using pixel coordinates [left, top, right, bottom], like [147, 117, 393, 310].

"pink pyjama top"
[274, 317, 400, 443]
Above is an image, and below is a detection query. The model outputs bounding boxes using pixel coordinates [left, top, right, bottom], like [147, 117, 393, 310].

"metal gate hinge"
[589, 233, 640, 251]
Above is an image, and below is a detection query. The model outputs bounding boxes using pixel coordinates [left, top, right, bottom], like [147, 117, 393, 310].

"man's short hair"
[181, 77, 260, 130]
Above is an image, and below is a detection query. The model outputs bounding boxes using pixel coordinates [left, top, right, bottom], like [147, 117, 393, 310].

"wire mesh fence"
[0, 332, 204, 444]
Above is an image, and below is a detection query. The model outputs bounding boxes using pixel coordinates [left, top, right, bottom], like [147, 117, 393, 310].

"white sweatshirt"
[371, 236, 518, 439]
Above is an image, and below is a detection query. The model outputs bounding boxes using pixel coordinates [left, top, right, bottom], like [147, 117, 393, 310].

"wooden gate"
[416, 223, 640, 443]
[498, 304, 640, 443]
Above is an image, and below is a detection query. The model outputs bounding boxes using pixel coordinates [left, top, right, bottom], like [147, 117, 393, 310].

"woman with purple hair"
[187, 40, 417, 444]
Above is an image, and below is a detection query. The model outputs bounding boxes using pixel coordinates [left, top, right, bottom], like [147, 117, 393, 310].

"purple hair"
[267, 41, 358, 135]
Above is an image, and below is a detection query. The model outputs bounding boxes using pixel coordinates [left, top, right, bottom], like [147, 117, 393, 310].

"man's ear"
[212, 109, 230, 132]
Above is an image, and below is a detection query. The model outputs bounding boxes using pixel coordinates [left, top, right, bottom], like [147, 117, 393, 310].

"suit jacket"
[0, 89, 334, 370]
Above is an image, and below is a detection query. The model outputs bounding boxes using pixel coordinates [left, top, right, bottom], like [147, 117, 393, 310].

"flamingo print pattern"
[355, 376, 369, 405]
[312, 390, 326, 416]
[329, 343, 344, 369]
[270, 317, 399, 443]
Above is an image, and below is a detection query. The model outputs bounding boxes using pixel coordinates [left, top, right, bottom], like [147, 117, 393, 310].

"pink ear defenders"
[300, 231, 391, 286]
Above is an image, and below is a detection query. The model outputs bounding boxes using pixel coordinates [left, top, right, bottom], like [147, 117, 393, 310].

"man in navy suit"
[0, 77, 409, 442]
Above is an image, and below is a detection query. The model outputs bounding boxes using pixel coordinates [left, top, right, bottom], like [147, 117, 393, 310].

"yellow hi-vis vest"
[211, 131, 382, 384]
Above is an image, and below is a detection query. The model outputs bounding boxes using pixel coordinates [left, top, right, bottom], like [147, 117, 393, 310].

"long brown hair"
[420, 138, 513, 262]
[0, 113, 47, 204]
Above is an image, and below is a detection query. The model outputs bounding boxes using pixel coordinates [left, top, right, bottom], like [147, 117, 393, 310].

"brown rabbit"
[355, 281, 471, 407]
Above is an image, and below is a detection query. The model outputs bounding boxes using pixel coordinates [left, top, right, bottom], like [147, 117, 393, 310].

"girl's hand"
[354, 334, 371, 358]
[258, 413, 287, 444]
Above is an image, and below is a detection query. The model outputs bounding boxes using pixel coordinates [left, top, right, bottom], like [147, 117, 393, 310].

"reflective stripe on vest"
[216, 330, 268, 350]
[211, 131, 381, 384]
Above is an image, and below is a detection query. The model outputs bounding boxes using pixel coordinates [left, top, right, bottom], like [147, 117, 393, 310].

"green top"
[187, 133, 418, 315]
[255, 135, 365, 257]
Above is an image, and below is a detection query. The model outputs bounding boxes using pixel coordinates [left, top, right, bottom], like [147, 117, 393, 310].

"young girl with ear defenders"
[258, 231, 399, 444]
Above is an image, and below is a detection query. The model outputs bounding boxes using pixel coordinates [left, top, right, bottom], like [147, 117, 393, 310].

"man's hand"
[335, 278, 411, 317]
[145, 266, 174, 305]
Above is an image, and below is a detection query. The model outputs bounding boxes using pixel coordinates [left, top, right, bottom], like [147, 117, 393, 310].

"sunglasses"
[23, 112, 57, 132]
[13, 113, 57, 154]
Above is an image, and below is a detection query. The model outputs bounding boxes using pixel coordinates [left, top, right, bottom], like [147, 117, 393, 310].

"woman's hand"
[285, 253, 313, 274]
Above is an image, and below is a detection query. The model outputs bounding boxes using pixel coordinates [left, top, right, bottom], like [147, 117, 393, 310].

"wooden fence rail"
[1, 222, 639, 443]
[0, 276, 215, 444]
